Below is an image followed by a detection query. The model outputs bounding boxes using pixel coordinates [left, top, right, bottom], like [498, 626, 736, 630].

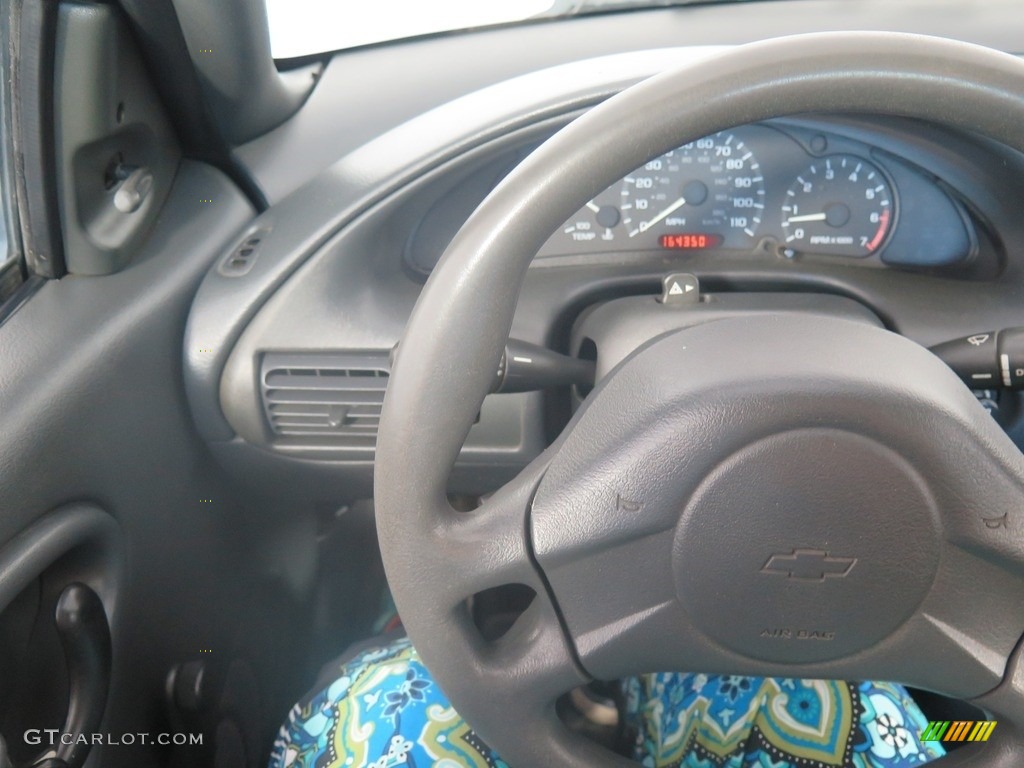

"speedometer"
[620, 132, 765, 249]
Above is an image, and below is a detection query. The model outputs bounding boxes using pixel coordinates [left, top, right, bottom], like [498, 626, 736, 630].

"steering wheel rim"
[375, 32, 1024, 766]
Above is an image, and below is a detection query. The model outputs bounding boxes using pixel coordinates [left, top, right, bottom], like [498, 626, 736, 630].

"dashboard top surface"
[240, 0, 1024, 204]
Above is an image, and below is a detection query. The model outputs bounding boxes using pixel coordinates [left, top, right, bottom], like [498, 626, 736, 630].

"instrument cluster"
[537, 122, 973, 268]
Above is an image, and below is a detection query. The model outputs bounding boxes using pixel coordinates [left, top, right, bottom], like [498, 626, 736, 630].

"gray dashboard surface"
[239, 0, 1024, 203]
[185, 48, 691, 445]
[183, 11, 1024, 512]
[185, 25, 1024, 504]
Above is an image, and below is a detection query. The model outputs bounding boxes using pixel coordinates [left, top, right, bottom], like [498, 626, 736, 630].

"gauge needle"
[585, 201, 601, 213]
[629, 196, 687, 237]
[786, 212, 828, 223]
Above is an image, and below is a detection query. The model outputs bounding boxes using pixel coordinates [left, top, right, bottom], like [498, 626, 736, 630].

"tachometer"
[620, 132, 765, 249]
[780, 154, 894, 257]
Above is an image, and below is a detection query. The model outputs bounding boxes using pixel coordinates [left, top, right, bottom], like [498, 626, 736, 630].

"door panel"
[0, 505, 121, 768]
[0, 161, 266, 767]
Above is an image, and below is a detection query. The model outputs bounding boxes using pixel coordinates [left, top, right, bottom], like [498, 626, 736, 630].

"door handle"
[49, 583, 111, 768]
[4, 584, 112, 768]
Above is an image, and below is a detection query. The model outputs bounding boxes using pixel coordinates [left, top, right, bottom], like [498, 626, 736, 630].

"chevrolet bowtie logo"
[761, 549, 857, 581]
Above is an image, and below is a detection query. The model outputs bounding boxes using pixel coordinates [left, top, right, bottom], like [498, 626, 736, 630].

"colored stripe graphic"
[971, 721, 997, 742]
[920, 721, 949, 742]
[950, 721, 970, 741]
[921, 720, 996, 742]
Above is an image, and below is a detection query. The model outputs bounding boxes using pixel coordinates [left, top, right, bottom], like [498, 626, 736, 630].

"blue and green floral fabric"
[624, 673, 943, 767]
[269, 636, 945, 768]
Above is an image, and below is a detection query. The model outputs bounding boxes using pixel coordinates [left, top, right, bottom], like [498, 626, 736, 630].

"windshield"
[265, 0, 753, 59]
[266, 0, 557, 59]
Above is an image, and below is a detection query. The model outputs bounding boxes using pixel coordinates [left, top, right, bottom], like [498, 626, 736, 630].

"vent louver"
[261, 352, 390, 448]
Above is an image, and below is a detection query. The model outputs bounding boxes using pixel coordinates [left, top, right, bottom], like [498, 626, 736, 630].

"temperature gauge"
[780, 155, 895, 257]
[560, 198, 622, 245]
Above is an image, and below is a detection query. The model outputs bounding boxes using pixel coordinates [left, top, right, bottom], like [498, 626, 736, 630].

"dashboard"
[183, 33, 1024, 506]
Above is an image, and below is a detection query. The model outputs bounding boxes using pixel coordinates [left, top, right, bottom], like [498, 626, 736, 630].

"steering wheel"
[375, 32, 1024, 767]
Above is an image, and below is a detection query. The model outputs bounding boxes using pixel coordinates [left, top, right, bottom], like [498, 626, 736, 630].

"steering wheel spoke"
[908, 554, 1024, 691]
[425, 458, 552, 607]
[466, 596, 638, 767]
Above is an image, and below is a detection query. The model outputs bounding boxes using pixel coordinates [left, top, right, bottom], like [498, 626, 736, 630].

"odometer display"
[659, 233, 723, 250]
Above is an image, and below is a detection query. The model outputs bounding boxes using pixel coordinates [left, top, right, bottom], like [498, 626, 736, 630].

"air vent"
[260, 352, 390, 448]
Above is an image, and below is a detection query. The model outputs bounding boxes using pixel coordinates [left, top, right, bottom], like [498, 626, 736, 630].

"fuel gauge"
[780, 155, 894, 258]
